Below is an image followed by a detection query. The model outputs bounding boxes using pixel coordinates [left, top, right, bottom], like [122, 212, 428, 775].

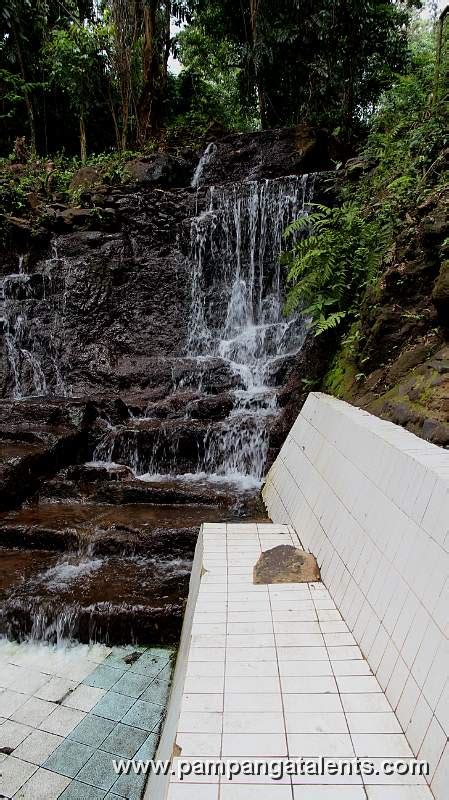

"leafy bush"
[284, 203, 390, 335]
[351, 23, 448, 212]
[283, 20, 448, 339]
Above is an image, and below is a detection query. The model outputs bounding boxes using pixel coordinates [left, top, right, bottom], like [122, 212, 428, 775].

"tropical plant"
[284, 203, 390, 334]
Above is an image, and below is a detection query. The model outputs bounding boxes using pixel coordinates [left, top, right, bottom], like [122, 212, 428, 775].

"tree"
[136, 1, 191, 143]
[176, 14, 255, 131]
[107, 1, 191, 146]
[0, 0, 100, 155]
[108, 0, 140, 150]
[43, 21, 111, 161]
[432, 4, 449, 111]
[182, 0, 419, 139]
[0, 0, 48, 152]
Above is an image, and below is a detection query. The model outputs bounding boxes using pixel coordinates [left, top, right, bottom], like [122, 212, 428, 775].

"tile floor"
[0, 639, 174, 799]
[167, 523, 435, 799]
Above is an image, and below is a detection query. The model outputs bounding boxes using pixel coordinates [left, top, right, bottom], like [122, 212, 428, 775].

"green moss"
[369, 366, 441, 416]
[322, 347, 358, 398]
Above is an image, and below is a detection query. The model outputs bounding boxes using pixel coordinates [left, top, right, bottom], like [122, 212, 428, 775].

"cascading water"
[2, 269, 48, 400]
[187, 174, 314, 483]
[1, 248, 69, 399]
[191, 142, 218, 189]
[91, 173, 314, 486]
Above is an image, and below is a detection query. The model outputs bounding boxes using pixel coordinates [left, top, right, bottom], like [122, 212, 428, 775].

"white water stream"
[184, 174, 314, 482]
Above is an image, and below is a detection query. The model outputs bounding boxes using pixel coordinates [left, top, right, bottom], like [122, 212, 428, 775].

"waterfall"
[191, 142, 218, 189]
[89, 173, 314, 486]
[1, 248, 69, 399]
[187, 173, 314, 482]
[2, 274, 48, 399]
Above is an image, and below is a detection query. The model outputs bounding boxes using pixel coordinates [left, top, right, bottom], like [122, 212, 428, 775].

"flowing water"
[1, 249, 68, 399]
[1, 168, 313, 650]
[186, 174, 314, 482]
[91, 173, 314, 486]
[191, 141, 218, 189]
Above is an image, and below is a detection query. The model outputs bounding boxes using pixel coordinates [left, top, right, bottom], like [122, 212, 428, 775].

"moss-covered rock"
[432, 260, 449, 321]
[322, 349, 358, 398]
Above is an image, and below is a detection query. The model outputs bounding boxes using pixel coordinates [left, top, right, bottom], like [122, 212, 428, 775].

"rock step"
[0, 547, 189, 645]
[0, 501, 230, 553]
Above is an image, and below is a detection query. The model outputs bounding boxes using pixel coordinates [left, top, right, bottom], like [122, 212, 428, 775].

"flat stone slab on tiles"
[253, 544, 321, 584]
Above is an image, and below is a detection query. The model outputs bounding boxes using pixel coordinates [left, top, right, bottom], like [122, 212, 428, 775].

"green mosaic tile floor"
[0, 640, 175, 799]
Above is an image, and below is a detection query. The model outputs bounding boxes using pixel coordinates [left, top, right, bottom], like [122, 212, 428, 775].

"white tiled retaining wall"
[263, 392, 449, 800]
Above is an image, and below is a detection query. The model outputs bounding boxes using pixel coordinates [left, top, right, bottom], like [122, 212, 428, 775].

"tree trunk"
[342, 54, 355, 140]
[249, 0, 268, 128]
[137, 0, 171, 144]
[111, 0, 136, 151]
[341, 1, 356, 142]
[432, 6, 449, 111]
[80, 113, 87, 163]
[11, 19, 36, 153]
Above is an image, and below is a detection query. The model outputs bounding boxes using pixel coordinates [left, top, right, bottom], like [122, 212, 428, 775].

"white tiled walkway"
[167, 523, 434, 799]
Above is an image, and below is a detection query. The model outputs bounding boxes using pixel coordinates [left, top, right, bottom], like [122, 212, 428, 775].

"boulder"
[344, 157, 377, 181]
[253, 545, 320, 584]
[69, 166, 101, 193]
[56, 207, 94, 228]
[193, 125, 343, 186]
[125, 154, 192, 188]
[187, 392, 234, 420]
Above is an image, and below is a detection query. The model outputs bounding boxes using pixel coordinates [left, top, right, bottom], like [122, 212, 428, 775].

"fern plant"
[283, 203, 390, 335]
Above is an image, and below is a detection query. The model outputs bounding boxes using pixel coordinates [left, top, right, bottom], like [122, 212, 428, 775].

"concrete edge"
[145, 527, 204, 800]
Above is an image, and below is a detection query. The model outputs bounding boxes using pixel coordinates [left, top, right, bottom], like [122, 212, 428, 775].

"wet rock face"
[195, 125, 341, 186]
[0, 188, 193, 399]
[0, 398, 96, 510]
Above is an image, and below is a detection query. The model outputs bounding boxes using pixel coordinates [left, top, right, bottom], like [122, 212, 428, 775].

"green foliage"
[284, 203, 390, 334]
[0, 0, 427, 153]
[351, 21, 448, 213]
[284, 17, 448, 340]
[43, 23, 108, 109]
[183, 0, 414, 137]
[0, 148, 141, 223]
[173, 23, 256, 132]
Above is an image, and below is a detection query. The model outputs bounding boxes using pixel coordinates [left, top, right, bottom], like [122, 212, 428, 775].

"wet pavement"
[0, 639, 175, 799]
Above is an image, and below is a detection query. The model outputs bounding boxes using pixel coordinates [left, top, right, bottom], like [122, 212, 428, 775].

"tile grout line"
[316, 594, 369, 800]
[265, 550, 295, 800]
[217, 522, 229, 800]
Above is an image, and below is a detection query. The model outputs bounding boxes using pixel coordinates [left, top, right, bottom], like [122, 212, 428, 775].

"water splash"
[39, 558, 104, 589]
